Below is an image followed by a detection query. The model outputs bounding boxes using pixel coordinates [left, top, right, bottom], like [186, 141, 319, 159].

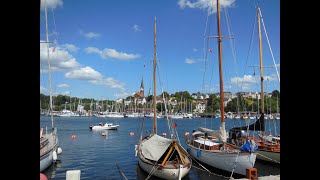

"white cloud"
[57, 83, 70, 88]
[65, 67, 125, 91]
[61, 43, 79, 52]
[40, 0, 63, 10]
[85, 47, 141, 60]
[178, 0, 236, 14]
[83, 32, 101, 39]
[193, 48, 198, 52]
[185, 58, 196, 64]
[231, 75, 257, 84]
[114, 92, 132, 98]
[230, 74, 277, 90]
[65, 66, 103, 80]
[89, 77, 125, 91]
[40, 41, 81, 71]
[132, 24, 141, 32]
[59, 91, 70, 96]
[40, 86, 48, 94]
[240, 83, 250, 91]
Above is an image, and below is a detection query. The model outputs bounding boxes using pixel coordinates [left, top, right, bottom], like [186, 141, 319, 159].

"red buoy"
[130, 132, 134, 136]
[71, 134, 76, 140]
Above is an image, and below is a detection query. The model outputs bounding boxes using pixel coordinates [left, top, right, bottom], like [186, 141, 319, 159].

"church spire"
[140, 78, 144, 91]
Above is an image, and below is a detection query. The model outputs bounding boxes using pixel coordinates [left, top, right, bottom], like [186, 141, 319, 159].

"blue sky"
[40, 0, 280, 100]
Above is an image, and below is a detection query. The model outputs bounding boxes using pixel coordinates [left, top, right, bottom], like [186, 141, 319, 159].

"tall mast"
[216, 0, 225, 123]
[257, 7, 266, 137]
[153, 17, 157, 135]
[44, 0, 54, 128]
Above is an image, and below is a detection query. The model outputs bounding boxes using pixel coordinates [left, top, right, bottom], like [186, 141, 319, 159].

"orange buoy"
[130, 132, 134, 136]
[40, 173, 48, 180]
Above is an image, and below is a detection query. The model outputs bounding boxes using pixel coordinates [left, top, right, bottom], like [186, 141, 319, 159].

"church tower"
[139, 78, 144, 97]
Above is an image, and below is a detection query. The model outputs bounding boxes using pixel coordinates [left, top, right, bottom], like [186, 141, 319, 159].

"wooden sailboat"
[136, 17, 191, 180]
[229, 6, 280, 163]
[40, 0, 61, 172]
[185, 0, 257, 176]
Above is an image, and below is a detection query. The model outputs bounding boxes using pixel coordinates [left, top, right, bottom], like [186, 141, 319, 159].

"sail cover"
[198, 122, 227, 142]
[231, 113, 265, 131]
[140, 134, 172, 161]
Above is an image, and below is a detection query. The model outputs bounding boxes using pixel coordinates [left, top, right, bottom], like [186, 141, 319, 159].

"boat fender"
[57, 147, 62, 155]
[53, 151, 57, 161]
[40, 173, 48, 180]
[135, 145, 138, 157]
[197, 147, 201, 157]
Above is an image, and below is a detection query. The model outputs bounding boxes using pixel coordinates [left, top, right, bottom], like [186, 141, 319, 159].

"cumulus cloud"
[40, 0, 63, 10]
[177, 0, 236, 14]
[61, 43, 79, 52]
[230, 74, 277, 90]
[231, 75, 257, 84]
[40, 86, 48, 94]
[185, 58, 196, 64]
[132, 24, 141, 32]
[114, 92, 133, 98]
[85, 47, 140, 60]
[84, 32, 101, 39]
[65, 66, 103, 80]
[65, 67, 125, 91]
[89, 77, 125, 91]
[57, 83, 70, 88]
[40, 41, 81, 71]
[59, 91, 70, 96]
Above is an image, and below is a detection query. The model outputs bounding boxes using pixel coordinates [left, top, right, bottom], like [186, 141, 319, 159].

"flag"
[208, 48, 212, 53]
[173, 122, 177, 128]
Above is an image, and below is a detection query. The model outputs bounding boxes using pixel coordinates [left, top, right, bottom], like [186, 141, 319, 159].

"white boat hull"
[91, 125, 119, 130]
[187, 145, 256, 175]
[138, 157, 190, 180]
[257, 149, 280, 163]
[40, 148, 55, 172]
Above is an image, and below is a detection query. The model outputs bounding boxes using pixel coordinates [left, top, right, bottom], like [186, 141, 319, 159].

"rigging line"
[201, 6, 211, 93]
[239, 11, 257, 92]
[156, 62, 173, 135]
[51, 8, 59, 47]
[259, 8, 280, 83]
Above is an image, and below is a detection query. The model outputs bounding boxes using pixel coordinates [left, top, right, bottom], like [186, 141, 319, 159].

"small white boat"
[89, 123, 119, 130]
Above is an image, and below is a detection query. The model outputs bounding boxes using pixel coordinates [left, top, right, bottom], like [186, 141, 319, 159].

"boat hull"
[187, 145, 256, 175]
[91, 125, 119, 130]
[40, 148, 55, 172]
[138, 157, 190, 180]
[257, 149, 280, 163]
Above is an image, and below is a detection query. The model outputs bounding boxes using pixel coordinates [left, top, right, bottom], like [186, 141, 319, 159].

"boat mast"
[44, 0, 54, 128]
[257, 7, 265, 135]
[216, 0, 225, 124]
[153, 17, 157, 135]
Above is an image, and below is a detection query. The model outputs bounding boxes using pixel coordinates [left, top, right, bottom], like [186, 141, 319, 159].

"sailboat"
[229, 6, 280, 163]
[136, 17, 191, 180]
[185, 0, 257, 176]
[40, 0, 62, 172]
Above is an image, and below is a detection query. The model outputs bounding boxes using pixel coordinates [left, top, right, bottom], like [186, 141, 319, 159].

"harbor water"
[40, 116, 280, 179]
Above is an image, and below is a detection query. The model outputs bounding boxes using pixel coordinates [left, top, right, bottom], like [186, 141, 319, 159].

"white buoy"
[56, 147, 62, 155]
[53, 151, 57, 161]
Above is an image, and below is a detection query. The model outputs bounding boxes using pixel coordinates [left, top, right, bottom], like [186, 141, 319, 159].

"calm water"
[40, 116, 280, 180]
